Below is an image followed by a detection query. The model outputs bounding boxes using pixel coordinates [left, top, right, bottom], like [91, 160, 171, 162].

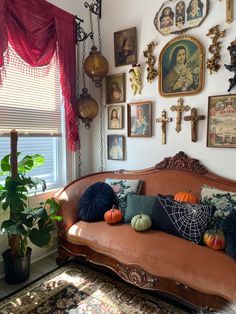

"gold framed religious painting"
[108, 105, 123, 129]
[153, 0, 209, 36]
[114, 27, 137, 67]
[159, 35, 204, 97]
[127, 101, 152, 137]
[207, 95, 236, 148]
[106, 73, 126, 104]
[107, 135, 125, 160]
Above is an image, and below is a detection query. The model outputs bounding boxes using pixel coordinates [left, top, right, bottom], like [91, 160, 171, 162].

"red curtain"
[0, 0, 79, 151]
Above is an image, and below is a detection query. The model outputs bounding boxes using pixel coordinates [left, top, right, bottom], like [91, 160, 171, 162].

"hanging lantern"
[77, 87, 99, 129]
[83, 45, 109, 88]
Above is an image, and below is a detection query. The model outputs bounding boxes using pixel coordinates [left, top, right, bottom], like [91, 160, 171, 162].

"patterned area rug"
[0, 263, 189, 314]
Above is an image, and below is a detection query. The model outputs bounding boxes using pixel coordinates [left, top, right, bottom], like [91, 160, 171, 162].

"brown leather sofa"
[55, 152, 236, 312]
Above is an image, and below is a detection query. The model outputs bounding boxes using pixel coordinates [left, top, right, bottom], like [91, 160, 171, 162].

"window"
[0, 49, 65, 190]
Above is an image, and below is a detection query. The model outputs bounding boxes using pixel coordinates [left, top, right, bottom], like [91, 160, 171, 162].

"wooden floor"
[0, 253, 57, 300]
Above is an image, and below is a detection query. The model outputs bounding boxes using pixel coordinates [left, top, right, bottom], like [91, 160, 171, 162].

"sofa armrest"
[54, 184, 86, 233]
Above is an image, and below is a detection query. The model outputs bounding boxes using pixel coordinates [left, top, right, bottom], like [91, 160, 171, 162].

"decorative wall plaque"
[154, 0, 209, 36]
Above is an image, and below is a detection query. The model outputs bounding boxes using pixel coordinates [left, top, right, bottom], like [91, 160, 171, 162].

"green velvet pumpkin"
[131, 214, 152, 232]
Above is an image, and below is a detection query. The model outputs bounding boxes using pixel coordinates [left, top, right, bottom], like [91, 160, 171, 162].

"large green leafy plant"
[0, 153, 61, 257]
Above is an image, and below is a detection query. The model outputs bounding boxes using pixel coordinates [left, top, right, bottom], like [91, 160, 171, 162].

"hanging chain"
[82, 40, 86, 88]
[97, 15, 102, 52]
[89, 10, 96, 47]
[99, 84, 105, 172]
[97, 14, 105, 172]
[76, 42, 82, 178]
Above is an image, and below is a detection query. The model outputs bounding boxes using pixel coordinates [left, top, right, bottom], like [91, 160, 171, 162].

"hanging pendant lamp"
[77, 87, 99, 129]
[83, 45, 109, 88]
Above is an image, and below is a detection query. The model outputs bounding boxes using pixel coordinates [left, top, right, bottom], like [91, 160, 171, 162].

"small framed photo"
[106, 73, 126, 104]
[114, 27, 137, 67]
[127, 101, 152, 137]
[108, 105, 123, 129]
[107, 135, 125, 160]
[207, 95, 236, 148]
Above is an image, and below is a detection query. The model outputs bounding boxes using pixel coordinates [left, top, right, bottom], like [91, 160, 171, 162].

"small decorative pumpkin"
[203, 229, 226, 250]
[174, 190, 198, 204]
[104, 205, 123, 224]
[131, 214, 152, 232]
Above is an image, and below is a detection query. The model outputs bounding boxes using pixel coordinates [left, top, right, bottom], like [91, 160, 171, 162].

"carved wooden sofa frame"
[55, 152, 236, 312]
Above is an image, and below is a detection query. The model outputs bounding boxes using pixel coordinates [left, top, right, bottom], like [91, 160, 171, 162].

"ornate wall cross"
[156, 109, 172, 144]
[170, 98, 190, 133]
[206, 25, 226, 74]
[184, 108, 205, 142]
[219, 0, 233, 23]
[143, 41, 158, 83]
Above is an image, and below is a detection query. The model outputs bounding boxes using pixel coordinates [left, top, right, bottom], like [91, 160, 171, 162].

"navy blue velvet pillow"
[152, 194, 214, 244]
[79, 182, 117, 222]
[222, 211, 236, 260]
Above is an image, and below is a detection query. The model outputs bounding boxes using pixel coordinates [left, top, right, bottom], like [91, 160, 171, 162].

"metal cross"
[184, 108, 205, 142]
[170, 98, 190, 133]
[156, 109, 172, 144]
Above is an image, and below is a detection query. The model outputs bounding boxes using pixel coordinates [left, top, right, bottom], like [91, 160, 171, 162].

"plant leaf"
[29, 228, 50, 247]
[1, 220, 25, 235]
[18, 154, 45, 173]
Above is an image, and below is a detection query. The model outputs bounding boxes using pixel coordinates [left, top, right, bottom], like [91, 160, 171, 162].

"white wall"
[91, 0, 236, 181]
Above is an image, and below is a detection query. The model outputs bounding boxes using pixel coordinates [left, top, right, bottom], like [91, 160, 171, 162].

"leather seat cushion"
[67, 221, 236, 302]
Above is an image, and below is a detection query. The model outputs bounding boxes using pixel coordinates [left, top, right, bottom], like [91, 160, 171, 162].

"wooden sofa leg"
[56, 246, 70, 266]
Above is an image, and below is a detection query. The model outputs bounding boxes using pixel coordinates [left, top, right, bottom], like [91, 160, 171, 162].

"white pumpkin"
[131, 214, 152, 232]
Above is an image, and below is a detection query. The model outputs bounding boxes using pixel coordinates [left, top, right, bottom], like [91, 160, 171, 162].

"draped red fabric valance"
[0, 0, 79, 151]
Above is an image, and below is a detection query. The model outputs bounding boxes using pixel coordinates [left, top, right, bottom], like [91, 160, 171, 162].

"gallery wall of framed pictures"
[102, 0, 236, 179]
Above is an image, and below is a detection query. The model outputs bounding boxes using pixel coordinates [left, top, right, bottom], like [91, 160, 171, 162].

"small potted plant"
[0, 130, 61, 284]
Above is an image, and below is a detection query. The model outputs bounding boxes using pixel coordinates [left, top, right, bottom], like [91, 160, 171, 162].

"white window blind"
[0, 48, 62, 137]
[0, 48, 64, 189]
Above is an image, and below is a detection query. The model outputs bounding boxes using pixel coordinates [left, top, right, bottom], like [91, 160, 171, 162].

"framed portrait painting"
[159, 35, 204, 97]
[107, 135, 125, 160]
[108, 105, 123, 129]
[153, 0, 209, 36]
[207, 95, 236, 148]
[106, 73, 126, 104]
[127, 101, 152, 137]
[114, 27, 137, 67]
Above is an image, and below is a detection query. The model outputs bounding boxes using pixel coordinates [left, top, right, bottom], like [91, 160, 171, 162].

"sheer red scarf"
[0, 0, 79, 151]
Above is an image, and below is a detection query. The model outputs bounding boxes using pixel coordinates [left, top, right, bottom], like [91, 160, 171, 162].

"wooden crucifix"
[170, 98, 190, 133]
[184, 108, 205, 142]
[156, 109, 172, 144]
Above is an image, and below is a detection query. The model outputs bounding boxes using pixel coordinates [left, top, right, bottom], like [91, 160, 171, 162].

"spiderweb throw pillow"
[152, 194, 214, 244]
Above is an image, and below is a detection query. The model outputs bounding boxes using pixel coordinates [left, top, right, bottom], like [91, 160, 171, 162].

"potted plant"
[0, 130, 61, 284]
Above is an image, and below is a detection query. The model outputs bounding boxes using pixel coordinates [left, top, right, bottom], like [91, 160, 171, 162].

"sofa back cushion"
[152, 194, 214, 244]
[79, 182, 117, 222]
[105, 178, 142, 214]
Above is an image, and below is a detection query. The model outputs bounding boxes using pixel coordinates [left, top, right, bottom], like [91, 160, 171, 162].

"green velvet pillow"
[124, 193, 156, 223]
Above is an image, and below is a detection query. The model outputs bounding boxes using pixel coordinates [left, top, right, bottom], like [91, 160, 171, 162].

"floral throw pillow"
[105, 178, 142, 214]
[201, 185, 236, 228]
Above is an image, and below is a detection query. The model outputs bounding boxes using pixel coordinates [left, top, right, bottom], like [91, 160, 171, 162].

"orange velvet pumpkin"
[174, 191, 198, 204]
[203, 229, 226, 250]
[104, 205, 123, 224]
